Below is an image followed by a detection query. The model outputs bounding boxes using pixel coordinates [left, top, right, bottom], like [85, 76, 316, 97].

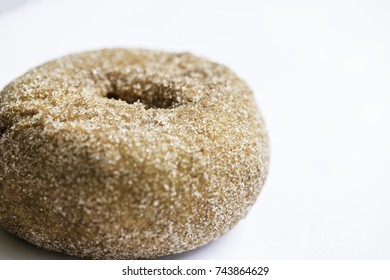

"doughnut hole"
[103, 74, 186, 109]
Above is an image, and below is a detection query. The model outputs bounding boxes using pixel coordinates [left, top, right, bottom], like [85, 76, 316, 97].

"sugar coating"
[0, 49, 269, 259]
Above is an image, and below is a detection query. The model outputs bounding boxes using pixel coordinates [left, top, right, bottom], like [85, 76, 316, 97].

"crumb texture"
[0, 49, 269, 259]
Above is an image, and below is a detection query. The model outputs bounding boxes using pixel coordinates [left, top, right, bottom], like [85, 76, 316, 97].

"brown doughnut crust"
[0, 49, 269, 259]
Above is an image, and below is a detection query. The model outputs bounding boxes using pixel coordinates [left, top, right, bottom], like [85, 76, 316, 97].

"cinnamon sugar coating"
[0, 49, 269, 259]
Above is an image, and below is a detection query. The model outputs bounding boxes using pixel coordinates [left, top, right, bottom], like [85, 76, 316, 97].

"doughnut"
[0, 49, 269, 259]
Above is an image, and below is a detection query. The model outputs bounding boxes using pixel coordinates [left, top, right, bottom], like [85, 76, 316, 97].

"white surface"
[0, 0, 33, 12]
[0, 0, 389, 260]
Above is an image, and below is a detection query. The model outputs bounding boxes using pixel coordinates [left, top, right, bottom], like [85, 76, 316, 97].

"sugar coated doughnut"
[0, 49, 269, 259]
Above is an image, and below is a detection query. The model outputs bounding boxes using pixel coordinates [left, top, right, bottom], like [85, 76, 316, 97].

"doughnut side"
[0, 49, 269, 259]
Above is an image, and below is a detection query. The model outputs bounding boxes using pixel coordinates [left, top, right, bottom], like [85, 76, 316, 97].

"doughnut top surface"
[0, 49, 269, 259]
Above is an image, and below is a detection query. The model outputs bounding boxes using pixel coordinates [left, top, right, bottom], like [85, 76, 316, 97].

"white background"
[0, 0, 389, 260]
